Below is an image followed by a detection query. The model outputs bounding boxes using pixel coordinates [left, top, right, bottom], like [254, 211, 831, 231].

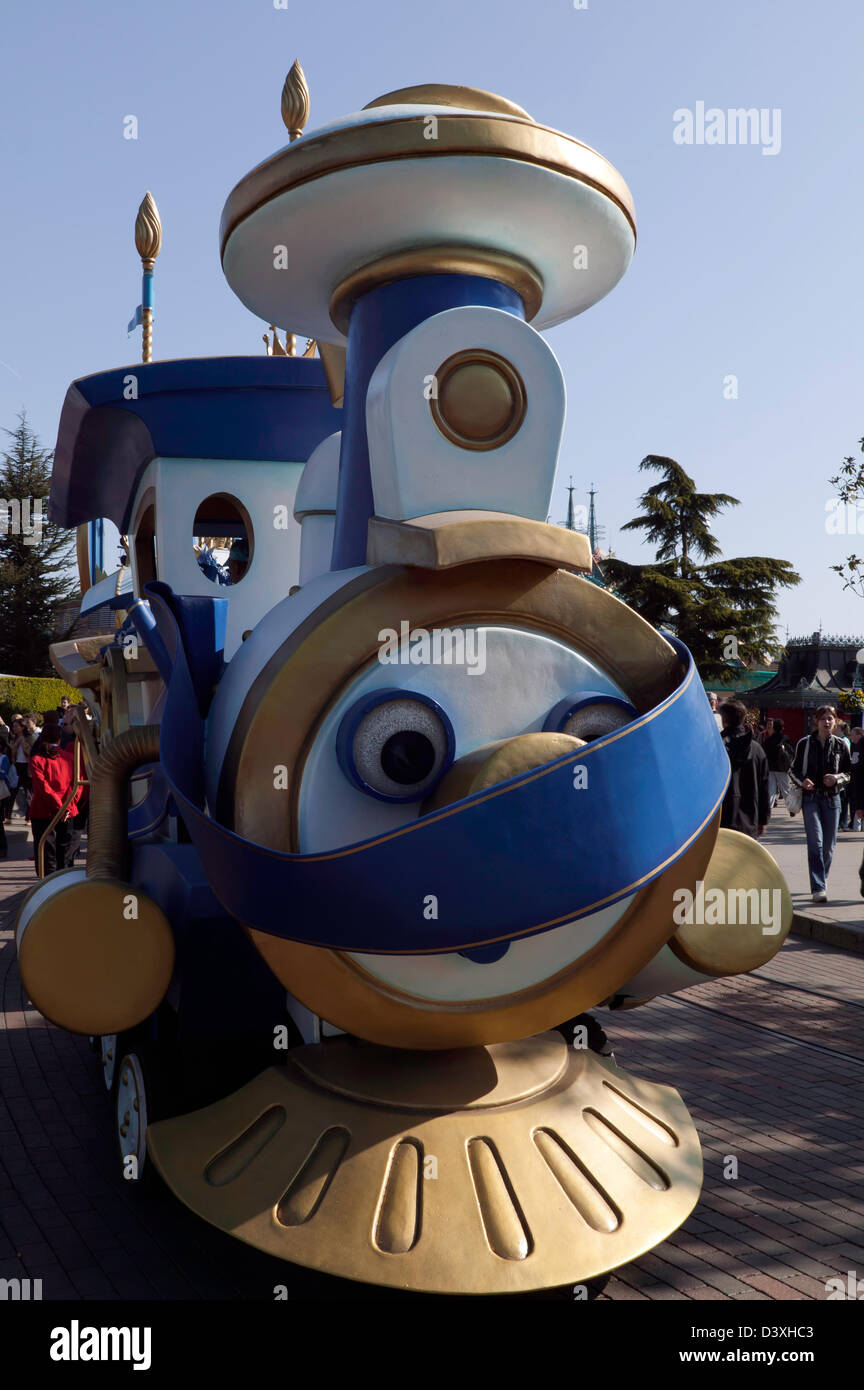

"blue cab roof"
[50, 356, 341, 531]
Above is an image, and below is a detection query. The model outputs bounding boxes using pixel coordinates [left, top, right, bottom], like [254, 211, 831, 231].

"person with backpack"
[719, 701, 771, 839]
[764, 718, 796, 812]
[0, 736, 19, 858]
[791, 705, 851, 904]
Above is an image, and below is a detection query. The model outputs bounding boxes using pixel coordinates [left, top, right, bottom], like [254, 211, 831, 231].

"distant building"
[706, 666, 778, 698]
[743, 631, 864, 739]
[558, 481, 610, 587]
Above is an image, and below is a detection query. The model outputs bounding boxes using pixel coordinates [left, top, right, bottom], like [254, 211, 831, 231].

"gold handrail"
[36, 738, 86, 878]
[71, 703, 99, 776]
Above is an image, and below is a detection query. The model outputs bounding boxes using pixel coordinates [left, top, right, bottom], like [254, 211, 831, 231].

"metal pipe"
[125, 599, 172, 683]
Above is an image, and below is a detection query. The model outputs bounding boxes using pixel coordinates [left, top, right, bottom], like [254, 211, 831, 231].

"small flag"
[127, 304, 143, 335]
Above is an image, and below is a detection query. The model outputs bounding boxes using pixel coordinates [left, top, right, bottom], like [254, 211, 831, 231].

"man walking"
[719, 701, 770, 839]
[793, 705, 851, 904]
[764, 718, 796, 812]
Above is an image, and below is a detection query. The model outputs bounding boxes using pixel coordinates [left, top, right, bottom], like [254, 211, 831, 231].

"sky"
[1, 0, 862, 643]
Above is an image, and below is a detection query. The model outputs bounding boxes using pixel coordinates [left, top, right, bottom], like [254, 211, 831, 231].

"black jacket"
[764, 731, 795, 772]
[720, 725, 771, 836]
[791, 734, 851, 795]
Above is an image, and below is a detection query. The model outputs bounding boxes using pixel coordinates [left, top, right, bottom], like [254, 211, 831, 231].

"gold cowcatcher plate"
[146, 1031, 702, 1294]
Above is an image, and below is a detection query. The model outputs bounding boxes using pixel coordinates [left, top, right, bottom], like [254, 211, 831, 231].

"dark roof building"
[752, 633, 864, 710]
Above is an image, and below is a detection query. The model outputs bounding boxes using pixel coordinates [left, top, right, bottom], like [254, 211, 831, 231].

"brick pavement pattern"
[1, 817, 863, 1301]
[767, 817, 864, 953]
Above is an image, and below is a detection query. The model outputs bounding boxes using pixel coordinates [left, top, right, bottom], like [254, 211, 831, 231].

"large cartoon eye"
[336, 690, 455, 803]
[543, 692, 636, 742]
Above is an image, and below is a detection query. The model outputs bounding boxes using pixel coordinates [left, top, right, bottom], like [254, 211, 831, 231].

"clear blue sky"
[2, 0, 862, 642]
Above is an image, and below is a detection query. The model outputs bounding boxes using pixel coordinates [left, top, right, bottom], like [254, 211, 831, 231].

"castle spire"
[587, 483, 597, 553]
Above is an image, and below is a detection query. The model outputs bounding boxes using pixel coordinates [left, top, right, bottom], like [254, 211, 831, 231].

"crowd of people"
[2, 684, 864, 906]
[708, 693, 861, 906]
[0, 695, 89, 874]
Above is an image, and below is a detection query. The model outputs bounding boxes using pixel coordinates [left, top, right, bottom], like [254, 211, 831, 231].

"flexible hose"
[86, 726, 161, 881]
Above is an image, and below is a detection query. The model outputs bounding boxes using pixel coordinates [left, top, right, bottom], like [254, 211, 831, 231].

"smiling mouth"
[346, 893, 637, 1003]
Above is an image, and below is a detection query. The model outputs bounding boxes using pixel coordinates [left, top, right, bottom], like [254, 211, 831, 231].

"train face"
[15, 78, 792, 1294]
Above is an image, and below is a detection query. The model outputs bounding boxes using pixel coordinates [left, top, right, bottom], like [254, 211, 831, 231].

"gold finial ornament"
[134, 191, 162, 264]
[134, 191, 162, 363]
[263, 325, 318, 358]
[281, 60, 310, 140]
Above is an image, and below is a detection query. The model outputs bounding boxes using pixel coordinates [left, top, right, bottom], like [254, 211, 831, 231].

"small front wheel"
[114, 1050, 153, 1187]
[99, 1034, 118, 1092]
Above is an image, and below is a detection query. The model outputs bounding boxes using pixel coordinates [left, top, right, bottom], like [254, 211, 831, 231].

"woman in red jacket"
[29, 736, 78, 876]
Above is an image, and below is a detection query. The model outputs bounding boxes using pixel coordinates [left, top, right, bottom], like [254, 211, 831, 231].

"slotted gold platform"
[147, 1032, 703, 1293]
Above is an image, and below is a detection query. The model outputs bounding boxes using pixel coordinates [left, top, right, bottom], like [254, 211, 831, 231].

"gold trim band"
[220, 114, 636, 258]
[329, 247, 544, 334]
[362, 84, 533, 121]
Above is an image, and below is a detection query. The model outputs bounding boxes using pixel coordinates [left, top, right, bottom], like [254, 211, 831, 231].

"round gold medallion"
[429, 349, 526, 450]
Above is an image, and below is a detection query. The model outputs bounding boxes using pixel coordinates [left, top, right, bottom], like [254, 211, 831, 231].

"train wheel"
[114, 1049, 154, 1188]
[99, 1034, 118, 1092]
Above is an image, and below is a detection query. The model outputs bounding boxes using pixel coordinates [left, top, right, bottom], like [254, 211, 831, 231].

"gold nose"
[422, 732, 586, 814]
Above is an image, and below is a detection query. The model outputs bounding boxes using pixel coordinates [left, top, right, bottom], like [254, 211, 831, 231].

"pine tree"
[604, 456, 800, 682]
[0, 414, 76, 675]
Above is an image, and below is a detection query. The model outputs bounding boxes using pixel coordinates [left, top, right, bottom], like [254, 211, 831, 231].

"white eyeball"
[337, 692, 455, 802]
[545, 694, 635, 742]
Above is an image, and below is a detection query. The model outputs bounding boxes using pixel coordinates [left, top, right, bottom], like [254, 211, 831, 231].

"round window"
[192, 494, 253, 587]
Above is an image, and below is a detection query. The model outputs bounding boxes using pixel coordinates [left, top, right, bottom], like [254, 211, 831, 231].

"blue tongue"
[458, 942, 511, 964]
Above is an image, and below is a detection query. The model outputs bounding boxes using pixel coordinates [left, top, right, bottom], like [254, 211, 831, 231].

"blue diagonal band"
[145, 585, 729, 954]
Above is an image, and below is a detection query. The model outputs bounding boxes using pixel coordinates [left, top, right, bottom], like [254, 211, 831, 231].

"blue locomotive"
[16, 71, 791, 1294]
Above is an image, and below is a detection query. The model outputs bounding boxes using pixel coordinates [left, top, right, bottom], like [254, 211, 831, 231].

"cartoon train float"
[16, 70, 792, 1294]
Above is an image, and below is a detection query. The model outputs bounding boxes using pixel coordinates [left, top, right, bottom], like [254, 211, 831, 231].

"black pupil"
[380, 730, 436, 785]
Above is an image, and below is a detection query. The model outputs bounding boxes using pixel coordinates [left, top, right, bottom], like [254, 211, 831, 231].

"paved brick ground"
[766, 816, 864, 952]
[2, 815, 863, 1301]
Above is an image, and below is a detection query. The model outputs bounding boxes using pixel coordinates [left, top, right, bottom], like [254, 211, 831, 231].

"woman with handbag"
[791, 705, 852, 903]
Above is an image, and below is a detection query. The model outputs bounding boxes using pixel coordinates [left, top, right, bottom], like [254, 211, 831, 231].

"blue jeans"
[802, 793, 840, 893]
